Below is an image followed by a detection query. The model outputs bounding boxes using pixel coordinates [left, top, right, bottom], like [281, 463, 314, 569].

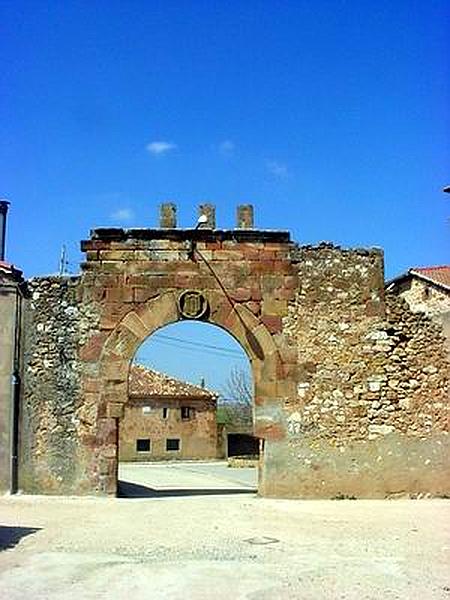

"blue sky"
[134, 321, 251, 394]
[1, 1, 448, 386]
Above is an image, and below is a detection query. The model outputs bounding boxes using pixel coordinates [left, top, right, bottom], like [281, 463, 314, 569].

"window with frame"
[166, 438, 180, 452]
[162, 407, 169, 420]
[136, 438, 151, 452]
[181, 406, 194, 420]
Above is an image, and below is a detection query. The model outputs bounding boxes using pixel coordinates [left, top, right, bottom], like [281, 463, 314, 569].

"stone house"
[119, 364, 218, 461]
[387, 266, 450, 347]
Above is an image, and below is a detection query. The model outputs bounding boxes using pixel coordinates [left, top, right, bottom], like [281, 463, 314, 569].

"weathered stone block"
[261, 315, 283, 333]
[159, 202, 177, 228]
[236, 204, 254, 229]
[121, 311, 148, 340]
[79, 333, 108, 362]
[107, 402, 124, 419]
[262, 298, 288, 317]
[212, 250, 244, 261]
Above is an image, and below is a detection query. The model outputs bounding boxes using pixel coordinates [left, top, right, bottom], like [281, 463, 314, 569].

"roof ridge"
[131, 363, 215, 396]
[411, 265, 450, 272]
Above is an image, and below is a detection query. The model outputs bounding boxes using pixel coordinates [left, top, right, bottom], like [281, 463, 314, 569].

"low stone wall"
[228, 456, 258, 468]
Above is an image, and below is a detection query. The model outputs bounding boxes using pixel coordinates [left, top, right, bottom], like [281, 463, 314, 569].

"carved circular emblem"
[178, 290, 208, 320]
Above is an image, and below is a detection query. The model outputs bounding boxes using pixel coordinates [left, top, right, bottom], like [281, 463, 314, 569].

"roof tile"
[410, 266, 450, 290]
[129, 364, 217, 399]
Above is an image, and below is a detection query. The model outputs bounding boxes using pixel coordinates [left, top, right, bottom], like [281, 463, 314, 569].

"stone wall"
[268, 244, 450, 498]
[76, 227, 298, 495]
[15, 231, 450, 498]
[392, 277, 450, 349]
[20, 276, 99, 494]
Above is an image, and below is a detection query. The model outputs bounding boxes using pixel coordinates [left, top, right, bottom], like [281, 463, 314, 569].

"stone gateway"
[1, 205, 449, 498]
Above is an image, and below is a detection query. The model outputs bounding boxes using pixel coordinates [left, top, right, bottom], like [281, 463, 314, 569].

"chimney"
[159, 202, 177, 228]
[236, 204, 254, 229]
[198, 204, 216, 229]
[0, 200, 10, 261]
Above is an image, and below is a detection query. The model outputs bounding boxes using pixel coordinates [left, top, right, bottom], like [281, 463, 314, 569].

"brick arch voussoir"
[98, 291, 179, 412]
[207, 290, 278, 373]
[98, 289, 288, 421]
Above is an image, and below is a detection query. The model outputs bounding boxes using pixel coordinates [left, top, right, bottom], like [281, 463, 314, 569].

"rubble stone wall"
[17, 231, 449, 498]
[396, 277, 450, 318]
[393, 277, 450, 349]
[20, 276, 100, 493]
[269, 245, 450, 498]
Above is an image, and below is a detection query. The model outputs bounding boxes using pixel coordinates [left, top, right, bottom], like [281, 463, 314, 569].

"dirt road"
[0, 462, 449, 599]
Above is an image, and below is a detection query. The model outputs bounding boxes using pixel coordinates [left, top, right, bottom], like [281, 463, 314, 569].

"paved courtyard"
[118, 460, 258, 497]
[0, 461, 449, 599]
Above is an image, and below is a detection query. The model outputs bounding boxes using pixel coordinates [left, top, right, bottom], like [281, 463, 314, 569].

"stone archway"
[65, 224, 301, 497]
[16, 213, 449, 499]
[95, 290, 286, 495]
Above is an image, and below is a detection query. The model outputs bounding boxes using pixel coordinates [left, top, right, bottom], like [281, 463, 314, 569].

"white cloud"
[267, 160, 289, 178]
[110, 208, 134, 223]
[219, 140, 235, 156]
[146, 141, 177, 156]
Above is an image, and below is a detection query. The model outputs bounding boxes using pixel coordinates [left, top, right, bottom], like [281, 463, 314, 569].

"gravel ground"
[0, 462, 449, 599]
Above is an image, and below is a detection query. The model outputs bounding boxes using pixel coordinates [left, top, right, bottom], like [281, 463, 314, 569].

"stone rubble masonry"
[391, 276, 450, 350]
[16, 229, 450, 498]
[277, 244, 449, 498]
[20, 276, 101, 494]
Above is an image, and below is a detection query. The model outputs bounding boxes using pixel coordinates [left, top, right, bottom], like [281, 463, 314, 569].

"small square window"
[142, 406, 151, 415]
[166, 438, 180, 452]
[136, 439, 151, 452]
[181, 406, 194, 420]
[162, 407, 169, 420]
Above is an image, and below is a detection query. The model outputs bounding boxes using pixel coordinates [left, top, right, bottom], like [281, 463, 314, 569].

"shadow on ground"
[118, 480, 257, 498]
[0, 526, 41, 552]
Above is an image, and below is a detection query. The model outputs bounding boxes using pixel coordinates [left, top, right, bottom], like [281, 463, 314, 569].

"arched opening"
[97, 291, 283, 498]
[117, 320, 259, 498]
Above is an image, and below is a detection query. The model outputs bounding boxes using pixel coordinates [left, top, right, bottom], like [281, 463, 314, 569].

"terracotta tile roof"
[129, 364, 217, 399]
[410, 266, 450, 291]
[387, 265, 450, 292]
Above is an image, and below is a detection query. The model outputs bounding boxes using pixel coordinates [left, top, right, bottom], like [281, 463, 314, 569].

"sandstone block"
[107, 402, 124, 419]
[261, 315, 282, 333]
[79, 333, 107, 362]
[262, 298, 288, 317]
